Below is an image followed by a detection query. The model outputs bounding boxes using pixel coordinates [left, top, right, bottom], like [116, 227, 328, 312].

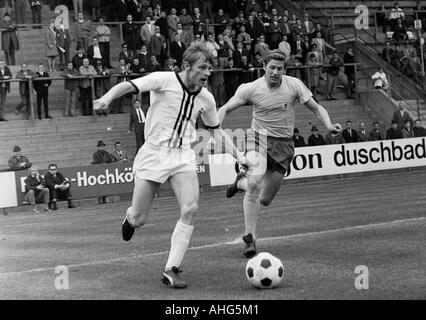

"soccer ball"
[246, 252, 284, 289]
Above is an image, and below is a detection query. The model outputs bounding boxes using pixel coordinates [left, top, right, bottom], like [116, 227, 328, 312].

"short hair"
[49, 164, 57, 169]
[134, 99, 141, 103]
[182, 43, 214, 67]
[115, 141, 121, 146]
[264, 49, 286, 66]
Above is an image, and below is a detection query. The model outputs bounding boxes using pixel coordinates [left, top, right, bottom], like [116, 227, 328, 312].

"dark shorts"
[246, 131, 295, 175]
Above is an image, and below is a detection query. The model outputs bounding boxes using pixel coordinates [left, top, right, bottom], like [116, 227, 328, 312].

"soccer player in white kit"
[93, 44, 251, 288]
[218, 50, 341, 258]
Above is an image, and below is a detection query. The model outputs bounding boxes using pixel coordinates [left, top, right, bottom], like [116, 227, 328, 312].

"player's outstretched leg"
[122, 177, 160, 241]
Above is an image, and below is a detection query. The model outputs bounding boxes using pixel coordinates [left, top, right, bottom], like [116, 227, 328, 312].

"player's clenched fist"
[328, 123, 342, 134]
[93, 99, 110, 111]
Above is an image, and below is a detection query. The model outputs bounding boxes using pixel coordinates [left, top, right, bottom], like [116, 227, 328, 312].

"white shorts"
[132, 142, 197, 184]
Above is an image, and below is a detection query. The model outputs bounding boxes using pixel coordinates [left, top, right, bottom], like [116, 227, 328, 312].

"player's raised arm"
[304, 98, 342, 133]
[93, 81, 136, 111]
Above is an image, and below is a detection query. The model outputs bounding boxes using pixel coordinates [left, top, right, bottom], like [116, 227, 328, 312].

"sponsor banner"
[14, 162, 211, 205]
[0, 172, 18, 208]
[208, 138, 426, 186]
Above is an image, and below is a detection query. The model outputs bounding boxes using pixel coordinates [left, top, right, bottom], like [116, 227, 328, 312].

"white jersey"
[130, 72, 219, 149]
[234, 75, 312, 138]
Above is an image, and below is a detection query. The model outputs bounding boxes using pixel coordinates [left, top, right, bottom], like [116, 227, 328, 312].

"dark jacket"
[342, 128, 359, 143]
[308, 134, 326, 146]
[0, 19, 19, 52]
[24, 174, 46, 192]
[33, 71, 52, 92]
[386, 127, 403, 140]
[44, 172, 69, 190]
[0, 66, 12, 92]
[61, 68, 80, 91]
[15, 69, 35, 95]
[8, 154, 31, 171]
[293, 135, 306, 147]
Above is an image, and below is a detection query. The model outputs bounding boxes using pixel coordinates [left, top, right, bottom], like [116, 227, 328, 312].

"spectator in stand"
[357, 122, 370, 142]
[343, 47, 356, 99]
[200, 0, 213, 21]
[155, 9, 168, 39]
[401, 56, 420, 84]
[325, 131, 345, 144]
[237, 25, 253, 53]
[306, 53, 321, 98]
[369, 121, 384, 141]
[87, 36, 104, 66]
[246, 14, 265, 45]
[392, 102, 413, 130]
[0, 12, 19, 65]
[113, 0, 128, 22]
[79, 57, 97, 116]
[61, 62, 79, 117]
[111, 141, 129, 162]
[45, 19, 58, 73]
[382, 41, 394, 64]
[24, 165, 50, 213]
[278, 35, 291, 62]
[308, 125, 326, 146]
[29, 1, 42, 28]
[214, 8, 229, 37]
[73, 12, 91, 53]
[252, 52, 264, 79]
[130, 57, 145, 76]
[127, 0, 142, 21]
[192, 7, 206, 36]
[128, 99, 146, 153]
[302, 12, 314, 35]
[286, 53, 302, 79]
[267, 15, 281, 50]
[224, 57, 239, 100]
[238, 55, 254, 84]
[291, 34, 308, 64]
[170, 33, 186, 67]
[392, 18, 407, 43]
[386, 120, 403, 139]
[73, 0, 84, 21]
[167, 8, 180, 44]
[164, 57, 179, 72]
[44, 164, 76, 210]
[123, 14, 141, 58]
[311, 31, 335, 69]
[118, 42, 133, 65]
[371, 67, 389, 90]
[390, 44, 403, 70]
[13, 0, 27, 25]
[279, 15, 291, 41]
[233, 41, 248, 66]
[179, 8, 194, 44]
[89, 0, 101, 22]
[245, 0, 261, 16]
[326, 51, 343, 100]
[0, 59, 11, 121]
[217, 33, 230, 68]
[292, 19, 306, 38]
[8, 146, 31, 171]
[389, 2, 405, 28]
[112, 58, 130, 113]
[95, 18, 112, 68]
[34, 63, 52, 120]
[172, 22, 191, 49]
[342, 120, 359, 143]
[91, 140, 117, 164]
[15, 63, 34, 117]
[148, 26, 167, 66]
[223, 28, 235, 52]
[147, 55, 162, 72]
[376, 3, 389, 33]
[254, 34, 270, 61]
[413, 119, 426, 136]
[292, 128, 306, 148]
[208, 57, 225, 107]
[55, 17, 71, 70]
[402, 119, 414, 138]
[140, 16, 156, 46]
[94, 60, 111, 106]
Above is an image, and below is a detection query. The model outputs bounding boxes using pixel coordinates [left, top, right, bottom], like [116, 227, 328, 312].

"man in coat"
[392, 102, 413, 130]
[342, 120, 359, 143]
[147, 25, 167, 66]
[0, 13, 19, 66]
[0, 59, 11, 121]
[122, 14, 141, 57]
[55, 17, 71, 69]
[33, 63, 52, 120]
[44, 164, 76, 210]
[128, 99, 146, 154]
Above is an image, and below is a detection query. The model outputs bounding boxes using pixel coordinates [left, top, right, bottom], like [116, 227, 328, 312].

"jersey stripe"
[176, 94, 197, 147]
[168, 91, 187, 147]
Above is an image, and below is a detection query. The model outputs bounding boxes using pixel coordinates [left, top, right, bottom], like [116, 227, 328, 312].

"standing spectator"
[0, 59, 11, 121]
[33, 63, 52, 120]
[172, 22, 191, 48]
[167, 8, 180, 45]
[286, 53, 302, 79]
[122, 14, 141, 57]
[140, 16, 156, 46]
[72, 0, 84, 21]
[311, 31, 335, 69]
[224, 57, 239, 100]
[223, 28, 235, 51]
[89, 0, 101, 22]
[278, 35, 291, 62]
[45, 19, 58, 73]
[0, 12, 19, 65]
[44, 164, 76, 210]
[401, 119, 414, 138]
[357, 122, 370, 142]
[208, 58, 225, 107]
[386, 120, 403, 139]
[308, 126, 326, 146]
[113, 0, 128, 22]
[55, 17, 71, 69]
[73, 12, 91, 53]
[292, 128, 306, 147]
[200, 0, 213, 21]
[237, 25, 253, 53]
[306, 53, 321, 98]
[267, 15, 281, 49]
[111, 141, 129, 162]
[112, 58, 130, 113]
[95, 17, 112, 68]
[8, 146, 31, 171]
[192, 7, 206, 36]
[343, 47, 355, 99]
[326, 51, 343, 100]
[392, 18, 407, 43]
[155, 10, 168, 40]
[291, 34, 308, 64]
[118, 42, 133, 65]
[371, 67, 389, 90]
[204, 32, 219, 58]
[232, 41, 249, 66]
[245, 0, 261, 16]
[15, 63, 34, 117]
[254, 34, 270, 61]
[389, 2, 405, 28]
[213, 8, 229, 37]
[29, 1, 42, 28]
[136, 44, 150, 71]
[376, 3, 389, 33]
[302, 12, 314, 35]
[392, 102, 413, 130]
[128, 99, 146, 153]
[87, 36, 104, 66]
[24, 165, 50, 213]
[61, 62, 79, 117]
[413, 119, 426, 137]
[217, 33, 230, 68]
[79, 57, 97, 116]
[245, 14, 264, 43]
[325, 131, 345, 144]
[126, 0, 142, 21]
[382, 41, 394, 64]
[238, 55, 254, 84]
[252, 52, 264, 79]
[94, 60, 111, 104]
[342, 120, 359, 143]
[71, 45, 87, 69]
[170, 34, 186, 67]
[14, 0, 27, 25]
[148, 25, 167, 66]
[179, 8, 194, 45]
[279, 15, 292, 41]
[369, 122, 384, 141]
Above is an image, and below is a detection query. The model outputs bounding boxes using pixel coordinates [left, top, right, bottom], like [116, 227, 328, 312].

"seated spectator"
[369, 122, 384, 141]
[371, 67, 389, 90]
[8, 145, 31, 171]
[325, 131, 345, 144]
[91, 140, 117, 164]
[164, 57, 179, 72]
[386, 121, 403, 139]
[342, 120, 359, 143]
[413, 119, 426, 137]
[308, 126, 326, 146]
[401, 119, 414, 138]
[392, 102, 413, 130]
[147, 55, 163, 72]
[130, 58, 146, 76]
[111, 141, 129, 162]
[71, 46, 87, 70]
[118, 43, 133, 66]
[24, 165, 50, 213]
[44, 164, 75, 210]
[357, 122, 370, 142]
[293, 128, 306, 147]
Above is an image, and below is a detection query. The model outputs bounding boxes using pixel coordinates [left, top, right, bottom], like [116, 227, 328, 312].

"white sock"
[243, 192, 259, 240]
[237, 176, 248, 191]
[165, 220, 194, 270]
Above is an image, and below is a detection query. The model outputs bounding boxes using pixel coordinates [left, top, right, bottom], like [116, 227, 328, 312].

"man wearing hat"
[91, 140, 116, 164]
[308, 125, 326, 146]
[292, 128, 306, 147]
[8, 146, 32, 171]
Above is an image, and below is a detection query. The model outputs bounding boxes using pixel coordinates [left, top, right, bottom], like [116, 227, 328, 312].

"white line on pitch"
[0, 216, 424, 278]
